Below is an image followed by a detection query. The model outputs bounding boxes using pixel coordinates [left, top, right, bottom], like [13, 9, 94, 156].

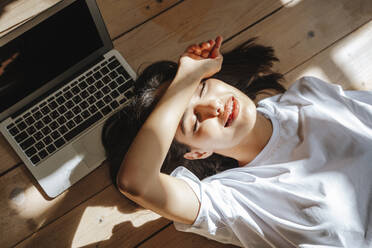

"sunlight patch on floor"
[71, 206, 161, 247]
[330, 20, 372, 90]
[8, 185, 66, 229]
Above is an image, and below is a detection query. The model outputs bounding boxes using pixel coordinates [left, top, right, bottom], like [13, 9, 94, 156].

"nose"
[194, 99, 222, 122]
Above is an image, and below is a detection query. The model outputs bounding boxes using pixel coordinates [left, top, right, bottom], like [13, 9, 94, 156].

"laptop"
[0, 0, 136, 198]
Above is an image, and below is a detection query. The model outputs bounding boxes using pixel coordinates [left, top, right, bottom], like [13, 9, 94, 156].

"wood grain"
[0, 162, 111, 247]
[222, 0, 372, 89]
[97, 0, 182, 39]
[15, 184, 170, 248]
[285, 20, 372, 90]
[114, 0, 291, 71]
[139, 224, 238, 248]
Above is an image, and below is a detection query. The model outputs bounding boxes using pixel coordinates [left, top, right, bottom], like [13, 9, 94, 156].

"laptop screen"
[0, 0, 104, 113]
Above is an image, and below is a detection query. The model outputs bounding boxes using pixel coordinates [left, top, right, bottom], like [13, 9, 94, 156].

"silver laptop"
[0, 0, 136, 198]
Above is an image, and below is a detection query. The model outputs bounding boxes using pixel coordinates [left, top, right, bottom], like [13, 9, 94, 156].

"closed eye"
[193, 113, 199, 132]
[199, 80, 206, 97]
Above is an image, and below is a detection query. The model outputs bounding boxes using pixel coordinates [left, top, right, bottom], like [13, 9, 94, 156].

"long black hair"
[102, 38, 285, 186]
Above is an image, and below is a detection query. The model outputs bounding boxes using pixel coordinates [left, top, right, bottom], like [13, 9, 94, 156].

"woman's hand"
[179, 36, 223, 79]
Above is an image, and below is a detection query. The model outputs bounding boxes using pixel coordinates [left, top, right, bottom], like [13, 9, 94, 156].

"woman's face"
[175, 78, 257, 157]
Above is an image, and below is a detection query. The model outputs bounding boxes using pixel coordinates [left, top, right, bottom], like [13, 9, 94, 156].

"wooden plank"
[114, 0, 291, 70]
[222, 0, 372, 79]
[15, 185, 170, 248]
[285, 20, 372, 90]
[139, 224, 237, 248]
[97, 0, 182, 39]
[0, 134, 21, 174]
[0, 162, 111, 248]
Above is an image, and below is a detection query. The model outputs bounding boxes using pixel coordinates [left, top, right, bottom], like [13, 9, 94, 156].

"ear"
[183, 149, 213, 160]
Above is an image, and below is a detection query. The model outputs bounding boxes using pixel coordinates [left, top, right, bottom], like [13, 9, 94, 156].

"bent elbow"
[116, 174, 145, 197]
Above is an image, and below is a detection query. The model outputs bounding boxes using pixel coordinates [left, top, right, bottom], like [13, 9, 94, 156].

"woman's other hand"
[179, 36, 223, 78]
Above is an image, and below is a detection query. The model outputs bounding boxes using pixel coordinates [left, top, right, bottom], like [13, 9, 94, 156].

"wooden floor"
[1, 0, 372, 247]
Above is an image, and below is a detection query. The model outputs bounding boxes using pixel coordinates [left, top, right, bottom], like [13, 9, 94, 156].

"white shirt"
[171, 77, 372, 248]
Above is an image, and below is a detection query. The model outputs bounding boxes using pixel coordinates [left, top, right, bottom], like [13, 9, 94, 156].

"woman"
[103, 36, 372, 247]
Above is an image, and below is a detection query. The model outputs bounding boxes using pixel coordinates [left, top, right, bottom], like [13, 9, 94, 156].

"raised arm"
[117, 37, 223, 224]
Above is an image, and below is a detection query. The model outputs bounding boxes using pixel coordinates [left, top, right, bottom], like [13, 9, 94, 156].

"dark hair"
[102, 38, 285, 186]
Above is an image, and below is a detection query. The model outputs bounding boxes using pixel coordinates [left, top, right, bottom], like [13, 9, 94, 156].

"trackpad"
[72, 123, 106, 169]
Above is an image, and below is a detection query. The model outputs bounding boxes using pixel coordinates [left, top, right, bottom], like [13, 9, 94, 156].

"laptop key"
[49, 101, 58, 110]
[35, 121, 44, 129]
[57, 105, 67, 115]
[96, 100, 104, 109]
[102, 76, 110, 84]
[74, 115, 83, 124]
[30, 155, 40, 165]
[87, 96, 96, 104]
[39, 150, 48, 159]
[80, 90, 89, 99]
[35, 141, 44, 150]
[72, 106, 81, 115]
[25, 116, 35, 125]
[56, 96, 65, 105]
[54, 138, 65, 148]
[26, 126, 36, 135]
[25, 147, 37, 157]
[93, 71, 102, 80]
[64, 91, 73, 99]
[86, 76, 95, 84]
[78, 81, 88, 89]
[9, 127, 19, 136]
[100, 67, 109, 75]
[103, 95, 112, 104]
[101, 105, 112, 116]
[116, 66, 130, 79]
[66, 120, 75, 129]
[109, 71, 118, 79]
[57, 116, 67, 125]
[65, 100, 74, 109]
[42, 126, 51, 135]
[50, 110, 59, 119]
[42, 115, 52, 125]
[50, 121, 59, 130]
[33, 111, 43, 120]
[72, 95, 82, 104]
[34, 131, 44, 141]
[108, 60, 119, 70]
[110, 90, 119, 99]
[72, 86, 80, 94]
[43, 136, 52, 145]
[118, 83, 131, 94]
[17, 121, 27, 130]
[88, 105, 98, 114]
[110, 100, 119, 110]
[51, 131, 60, 140]
[58, 125, 68, 134]
[20, 137, 35, 150]
[116, 76, 125, 85]
[46, 144, 56, 153]
[41, 106, 50, 115]
[64, 112, 103, 142]
[65, 111, 74, 120]
[15, 131, 28, 143]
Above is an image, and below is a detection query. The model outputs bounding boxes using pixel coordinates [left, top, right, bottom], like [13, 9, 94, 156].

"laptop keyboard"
[5, 56, 134, 166]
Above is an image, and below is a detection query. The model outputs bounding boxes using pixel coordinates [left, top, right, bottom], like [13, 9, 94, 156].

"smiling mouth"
[224, 97, 239, 127]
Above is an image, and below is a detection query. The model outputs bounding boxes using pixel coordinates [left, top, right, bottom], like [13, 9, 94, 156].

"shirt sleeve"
[170, 166, 241, 246]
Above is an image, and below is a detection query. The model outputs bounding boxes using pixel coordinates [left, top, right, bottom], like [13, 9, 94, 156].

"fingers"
[210, 35, 223, 58]
[184, 36, 223, 59]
